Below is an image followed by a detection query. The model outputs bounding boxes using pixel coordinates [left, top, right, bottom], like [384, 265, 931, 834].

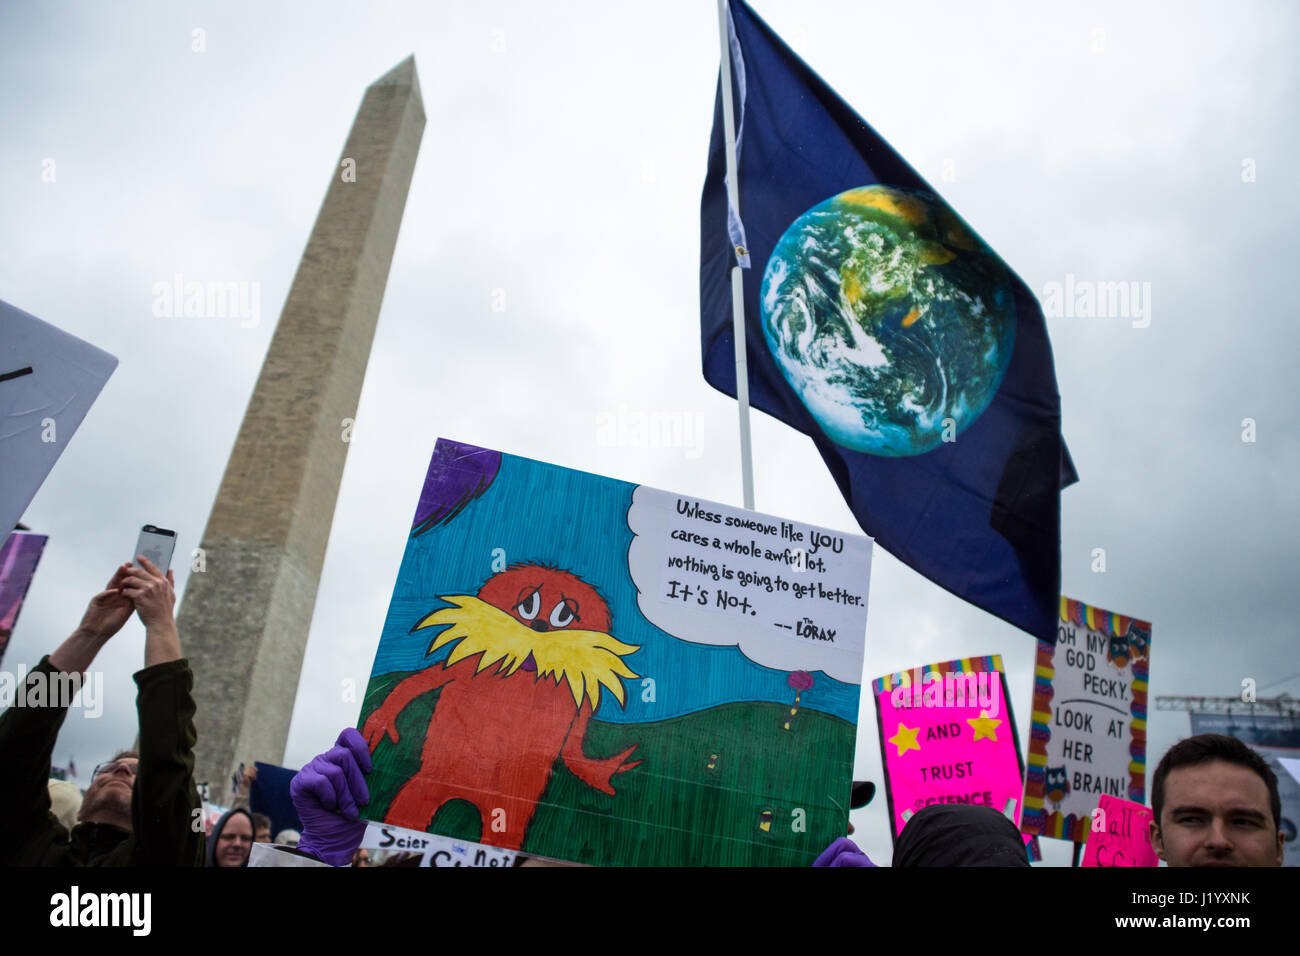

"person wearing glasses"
[0, 557, 203, 866]
[78, 751, 140, 833]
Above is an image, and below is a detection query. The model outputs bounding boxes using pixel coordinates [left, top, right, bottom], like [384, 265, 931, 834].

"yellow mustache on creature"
[414, 594, 640, 710]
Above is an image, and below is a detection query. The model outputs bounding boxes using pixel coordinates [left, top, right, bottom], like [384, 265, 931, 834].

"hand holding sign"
[292, 728, 373, 867]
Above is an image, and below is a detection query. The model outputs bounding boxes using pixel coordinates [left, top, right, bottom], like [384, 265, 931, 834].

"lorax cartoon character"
[362, 562, 641, 848]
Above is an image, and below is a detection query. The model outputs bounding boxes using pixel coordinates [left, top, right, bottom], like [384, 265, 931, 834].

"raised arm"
[0, 661, 73, 862]
[0, 566, 135, 863]
[121, 555, 203, 865]
[128, 658, 203, 865]
[49, 564, 134, 672]
[121, 556, 180, 667]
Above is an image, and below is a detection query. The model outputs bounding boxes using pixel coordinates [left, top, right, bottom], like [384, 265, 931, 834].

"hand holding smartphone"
[127, 525, 182, 666]
[134, 525, 176, 573]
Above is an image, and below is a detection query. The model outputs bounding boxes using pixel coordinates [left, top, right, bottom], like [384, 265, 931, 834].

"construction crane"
[1155, 695, 1300, 718]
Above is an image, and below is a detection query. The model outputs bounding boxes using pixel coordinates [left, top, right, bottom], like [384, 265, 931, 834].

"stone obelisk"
[180, 57, 425, 790]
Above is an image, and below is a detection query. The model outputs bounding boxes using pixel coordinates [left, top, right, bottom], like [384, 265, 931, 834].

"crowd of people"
[0, 558, 1287, 868]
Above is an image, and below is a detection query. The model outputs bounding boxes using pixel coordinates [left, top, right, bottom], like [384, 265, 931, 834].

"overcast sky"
[2, 0, 1297, 867]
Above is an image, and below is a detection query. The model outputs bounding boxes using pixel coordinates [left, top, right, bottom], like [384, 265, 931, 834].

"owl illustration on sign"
[1044, 765, 1071, 805]
[1107, 633, 1131, 669]
[1126, 623, 1151, 663]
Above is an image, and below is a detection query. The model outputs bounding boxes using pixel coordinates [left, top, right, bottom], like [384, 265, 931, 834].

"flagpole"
[716, 0, 755, 511]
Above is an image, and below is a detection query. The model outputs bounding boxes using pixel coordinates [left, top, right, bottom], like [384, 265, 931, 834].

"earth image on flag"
[760, 185, 1016, 457]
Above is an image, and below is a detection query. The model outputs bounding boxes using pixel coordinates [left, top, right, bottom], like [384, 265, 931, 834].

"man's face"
[254, 826, 271, 843]
[216, 814, 254, 867]
[78, 757, 138, 823]
[1151, 760, 1284, 867]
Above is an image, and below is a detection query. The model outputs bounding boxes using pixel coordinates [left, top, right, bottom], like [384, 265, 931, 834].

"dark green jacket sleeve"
[0, 657, 72, 865]
[129, 658, 205, 866]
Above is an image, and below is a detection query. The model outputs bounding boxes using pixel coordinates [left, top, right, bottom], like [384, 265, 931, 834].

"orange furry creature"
[362, 562, 641, 848]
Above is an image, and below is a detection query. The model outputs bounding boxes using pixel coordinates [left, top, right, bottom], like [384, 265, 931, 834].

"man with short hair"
[251, 812, 272, 844]
[77, 749, 139, 831]
[1150, 733, 1284, 867]
[0, 558, 205, 866]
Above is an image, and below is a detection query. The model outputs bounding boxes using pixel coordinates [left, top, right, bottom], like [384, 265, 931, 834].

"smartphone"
[134, 525, 176, 573]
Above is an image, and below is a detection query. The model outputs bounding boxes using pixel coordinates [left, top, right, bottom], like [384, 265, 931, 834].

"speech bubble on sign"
[626, 485, 871, 684]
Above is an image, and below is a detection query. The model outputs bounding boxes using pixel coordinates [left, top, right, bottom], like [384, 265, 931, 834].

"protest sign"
[249, 761, 303, 839]
[873, 655, 1027, 843]
[1188, 712, 1300, 866]
[200, 803, 229, 833]
[359, 438, 873, 865]
[1080, 794, 1158, 867]
[0, 299, 118, 535]
[1022, 597, 1151, 842]
[360, 823, 516, 867]
[1280, 757, 1300, 787]
[0, 530, 47, 666]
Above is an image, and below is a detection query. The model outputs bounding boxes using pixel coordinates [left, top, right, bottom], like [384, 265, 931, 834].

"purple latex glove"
[813, 836, 878, 867]
[291, 728, 373, 867]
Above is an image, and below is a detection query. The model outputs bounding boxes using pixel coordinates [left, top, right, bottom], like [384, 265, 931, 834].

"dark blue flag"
[700, 0, 1076, 643]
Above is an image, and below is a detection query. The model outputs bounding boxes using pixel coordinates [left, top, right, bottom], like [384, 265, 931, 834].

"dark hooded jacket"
[205, 807, 255, 867]
[893, 804, 1031, 867]
[0, 656, 204, 866]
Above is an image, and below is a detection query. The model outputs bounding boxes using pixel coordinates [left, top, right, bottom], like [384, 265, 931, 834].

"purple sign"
[0, 531, 47, 665]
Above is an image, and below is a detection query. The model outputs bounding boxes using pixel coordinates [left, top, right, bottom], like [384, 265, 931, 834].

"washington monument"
[179, 56, 425, 789]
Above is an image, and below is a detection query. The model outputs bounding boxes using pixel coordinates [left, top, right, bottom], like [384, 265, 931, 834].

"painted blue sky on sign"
[368, 443, 862, 725]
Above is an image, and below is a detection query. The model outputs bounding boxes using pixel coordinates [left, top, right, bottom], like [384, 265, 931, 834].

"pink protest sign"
[1081, 795, 1158, 867]
[873, 655, 1027, 843]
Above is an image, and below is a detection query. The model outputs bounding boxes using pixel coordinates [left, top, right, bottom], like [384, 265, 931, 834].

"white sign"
[0, 299, 117, 534]
[1280, 757, 1300, 787]
[1037, 612, 1151, 827]
[360, 822, 515, 867]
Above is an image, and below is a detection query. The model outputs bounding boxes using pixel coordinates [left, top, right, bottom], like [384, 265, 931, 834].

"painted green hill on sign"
[362, 672, 853, 866]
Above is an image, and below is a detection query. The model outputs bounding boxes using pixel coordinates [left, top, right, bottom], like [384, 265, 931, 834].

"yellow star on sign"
[968, 711, 1002, 742]
[889, 722, 921, 756]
